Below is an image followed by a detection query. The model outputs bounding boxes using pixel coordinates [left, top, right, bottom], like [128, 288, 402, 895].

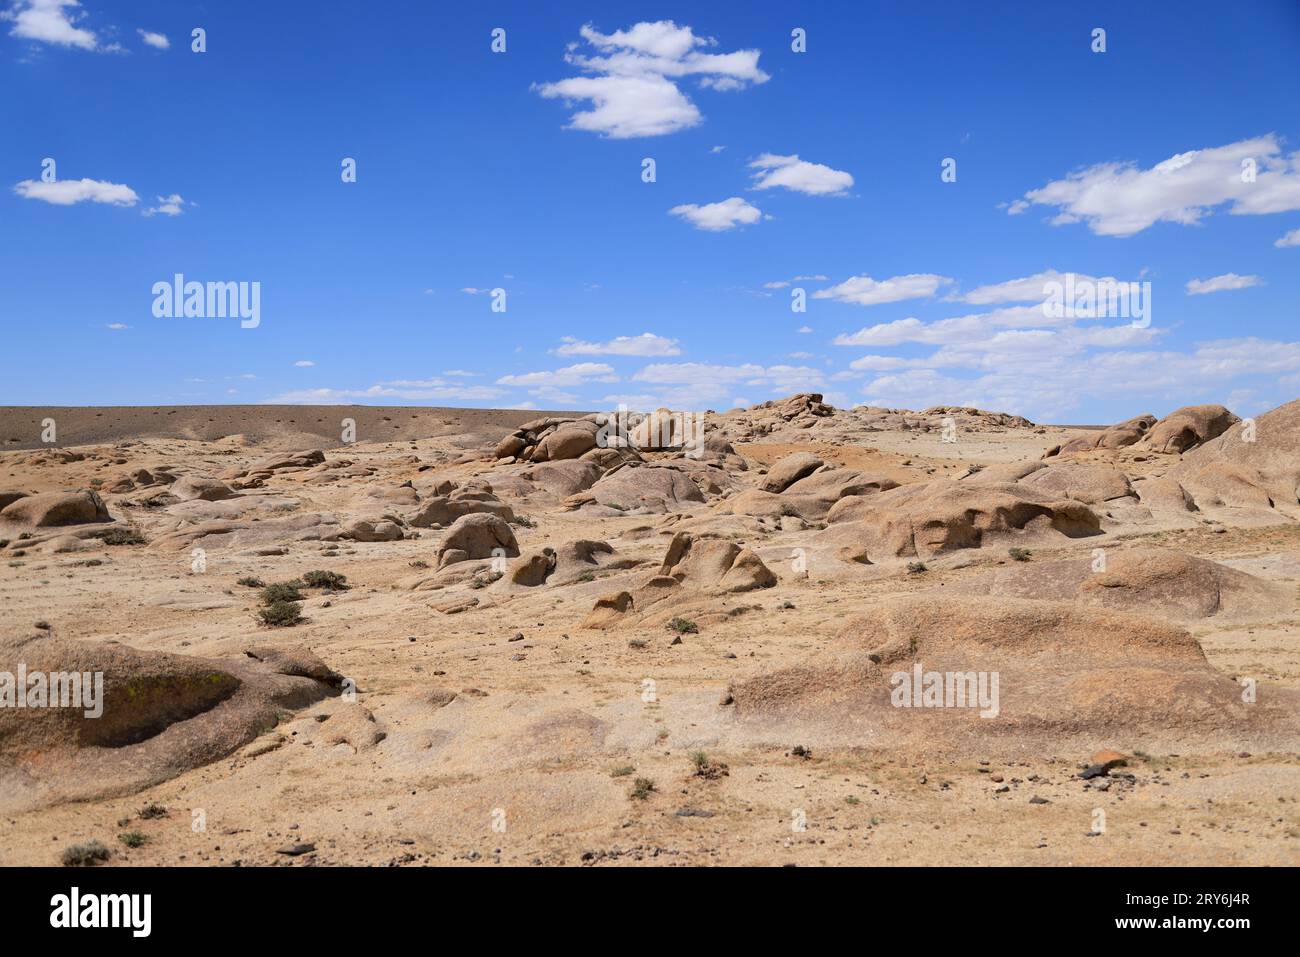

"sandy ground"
[0, 404, 1296, 867]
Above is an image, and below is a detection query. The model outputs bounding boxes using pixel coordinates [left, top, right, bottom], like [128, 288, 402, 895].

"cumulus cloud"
[555, 333, 681, 357]
[1185, 273, 1263, 295]
[954, 269, 1114, 305]
[264, 380, 508, 404]
[137, 28, 167, 49]
[14, 177, 138, 206]
[669, 196, 761, 231]
[533, 21, 768, 138]
[749, 153, 853, 196]
[1008, 135, 1300, 237]
[630, 361, 830, 407]
[860, 337, 1300, 422]
[142, 193, 186, 217]
[1275, 228, 1300, 248]
[4, 0, 97, 50]
[814, 273, 951, 307]
[496, 362, 618, 389]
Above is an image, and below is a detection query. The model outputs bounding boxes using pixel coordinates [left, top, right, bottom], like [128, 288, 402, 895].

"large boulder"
[408, 482, 514, 527]
[1018, 463, 1135, 504]
[0, 635, 340, 813]
[1143, 405, 1238, 454]
[342, 518, 404, 542]
[821, 480, 1101, 563]
[0, 490, 111, 528]
[760, 452, 823, 493]
[437, 513, 519, 568]
[533, 422, 600, 462]
[944, 548, 1289, 621]
[658, 532, 776, 593]
[171, 476, 237, 502]
[575, 464, 705, 512]
[1170, 398, 1300, 514]
[1048, 414, 1156, 457]
[724, 595, 1291, 754]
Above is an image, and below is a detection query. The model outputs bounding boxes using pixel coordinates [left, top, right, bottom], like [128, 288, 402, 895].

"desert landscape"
[1, 395, 1297, 867]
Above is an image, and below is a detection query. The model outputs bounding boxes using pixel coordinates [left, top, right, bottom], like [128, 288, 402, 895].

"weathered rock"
[760, 452, 823, 493]
[436, 513, 519, 568]
[0, 490, 111, 528]
[1144, 405, 1238, 454]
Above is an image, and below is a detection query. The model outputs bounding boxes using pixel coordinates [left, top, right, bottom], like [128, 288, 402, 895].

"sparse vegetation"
[668, 617, 699, 635]
[302, 569, 348, 591]
[577, 571, 596, 583]
[118, 831, 148, 848]
[845, 795, 861, 805]
[97, 526, 146, 546]
[690, 750, 729, 779]
[907, 561, 928, 574]
[236, 576, 265, 588]
[137, 802, 168, 820]
[779, 503, 801, 517]
[609, 765, 635, 778]
[627, 638, 648, 649]
[61, 840, 111, 867]
[510, 514, 536, 528]
[259, 600, 304, 627]
[1009, 547, 1032, 562]
[629, 777, 656, 800]
[259, 581, 304, 604]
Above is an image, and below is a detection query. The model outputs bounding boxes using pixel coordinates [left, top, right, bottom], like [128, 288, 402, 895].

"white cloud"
[749, 153, 853, 196]
[555, 333, 681, 357]
[13, 177, 137, 207]
[1009, 135, 1300, 237]
[264, 381, 508, 404]
[814, 273, 951, 307]
[669, 196, 760, 231]
[105, 322, 128, 330]
[142, 193, 186, 217]
[710, 145, 726, 154]
[294, 360, 315, 367]
[797, 325, 812, 333]
[1185, 273, 1263, 295]
[603, 361, 824, 410]
[137, 28, 167, 49]
[1275, 228, 1300, 248]
[859, 337, 1300, 421]
[4, 0, 97, 50]
[955, 269, 1111, 305]
[496, 362, 618, 389]
[534, 21, 768, 138]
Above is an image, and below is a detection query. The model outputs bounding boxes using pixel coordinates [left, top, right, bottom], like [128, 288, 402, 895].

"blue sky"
[3, 0, 1299, 423]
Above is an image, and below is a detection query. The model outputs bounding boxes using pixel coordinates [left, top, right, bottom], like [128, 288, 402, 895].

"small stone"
[276, 842, 315, 856]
